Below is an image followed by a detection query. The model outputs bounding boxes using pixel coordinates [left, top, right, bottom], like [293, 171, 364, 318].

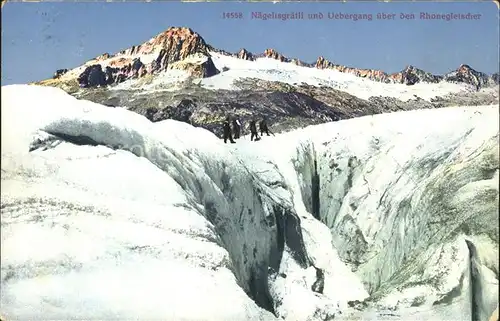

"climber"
[232, 118, 242, 139]
[259, 117, 272, 137]
[249, 119, 260, 141]
[223, 117, 236, 144]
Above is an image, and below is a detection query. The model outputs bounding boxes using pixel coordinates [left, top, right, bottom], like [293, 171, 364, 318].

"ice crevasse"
[0, 85, 498, 321]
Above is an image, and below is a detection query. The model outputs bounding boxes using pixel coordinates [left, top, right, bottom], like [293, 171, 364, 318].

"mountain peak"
[391, 65, 442, 85]
[237, 48, 253, 60]
[117, 26, 209, 57]
[443, 63, 492, 89]
[155, 27, 200, 42]
[71, 26, 217, 88]
[458, 64, 473, 71]
[315, 56, 334, 69]
[263, 48, 287, 62]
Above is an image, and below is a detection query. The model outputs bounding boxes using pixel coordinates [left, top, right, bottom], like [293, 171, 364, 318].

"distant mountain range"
[42, 27, 499, 90]
[31, 26, 500, 141]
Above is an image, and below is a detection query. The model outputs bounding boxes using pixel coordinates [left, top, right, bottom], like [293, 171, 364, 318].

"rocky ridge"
[68, 27, 219, 88]
[209, 46, 499, 88]
[43, 26, 499, 90]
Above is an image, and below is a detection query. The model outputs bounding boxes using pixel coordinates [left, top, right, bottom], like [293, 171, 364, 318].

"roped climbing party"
[221, 115, 274, 143]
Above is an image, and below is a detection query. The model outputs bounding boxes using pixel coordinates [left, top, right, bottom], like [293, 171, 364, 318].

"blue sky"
[1, 1, 499, 85]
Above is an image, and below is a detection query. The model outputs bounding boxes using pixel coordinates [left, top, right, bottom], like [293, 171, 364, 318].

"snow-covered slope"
[108, 51, 476, 102]
[204, 52, 476, 101]
[1, 85, 498, 320]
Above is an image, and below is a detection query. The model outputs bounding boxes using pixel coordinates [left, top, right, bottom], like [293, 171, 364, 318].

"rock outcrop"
[237, 48, 253, 61]
[314, 56, 333, 70]
[77, 60, 147, 88]
[77, 65, 106, 88]
[315, 56, 391, 83]
[263, 48, 287, 62]
[259, 48, 313, 67]
[52, 69, 68, 79]
[290, 58, 311, 67]
[168, 54, 219, 78]
[390, 65, 443, 85]
[95, 53, 111, 61]
[492, 73, 500, 85]
[212, 46, 312, 67]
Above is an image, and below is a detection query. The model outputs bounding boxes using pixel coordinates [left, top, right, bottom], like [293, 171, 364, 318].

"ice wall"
[1, 85, 498, 321]
[1, 85, 365, 320]
[267, 106, 499, 320]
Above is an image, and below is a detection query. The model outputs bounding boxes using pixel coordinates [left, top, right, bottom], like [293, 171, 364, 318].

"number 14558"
[222, 12, 244, 19]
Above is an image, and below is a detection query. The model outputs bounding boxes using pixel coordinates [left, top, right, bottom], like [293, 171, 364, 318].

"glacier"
[1, 84, 498, 321]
